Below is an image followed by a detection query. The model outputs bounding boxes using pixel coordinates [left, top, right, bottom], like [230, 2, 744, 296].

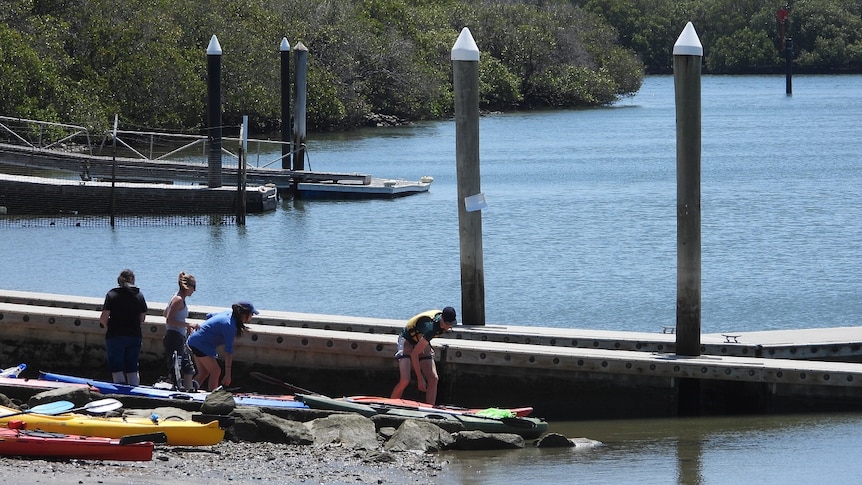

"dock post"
[292, 42, 308, 171]
[452, 27, 485, 326]
[673, 22, 703, 416]
[206, 35, 223, 188]
[280, 38, 292, 169]
[237, 116, 248, 225]
[785, 37, 793, 96]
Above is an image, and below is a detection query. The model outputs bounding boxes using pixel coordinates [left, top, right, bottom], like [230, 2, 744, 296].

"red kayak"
[344, 396, 534, 417]
[0, 421, 154, 461]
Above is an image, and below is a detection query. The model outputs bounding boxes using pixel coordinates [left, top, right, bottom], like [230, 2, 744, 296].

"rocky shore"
[0, 440, 450, 485]
[0, 386, 599, 484]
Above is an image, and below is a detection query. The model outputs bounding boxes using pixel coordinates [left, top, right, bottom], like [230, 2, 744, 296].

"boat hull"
[0, 426, 153, 461]
[0, 404, 224, 446]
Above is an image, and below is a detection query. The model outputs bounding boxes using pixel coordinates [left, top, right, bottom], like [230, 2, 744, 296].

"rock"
[451, 430, 525, 450]
[304, 413, 379, 450]
[201, 388, 235, 415]
[384, 419, 455, 453]
[228, 407, 313, 444]
[27, 386, 97, 408]
[535, 432, 575, 448]
[371, 413, 465, 434]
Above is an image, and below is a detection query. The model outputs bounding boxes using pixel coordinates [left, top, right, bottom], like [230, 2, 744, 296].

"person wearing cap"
[187, 300, 258, 391]
[390, 306, 457, 405]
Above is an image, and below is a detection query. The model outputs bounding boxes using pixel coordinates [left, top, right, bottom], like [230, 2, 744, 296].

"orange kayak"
[344, 396, 534, 417]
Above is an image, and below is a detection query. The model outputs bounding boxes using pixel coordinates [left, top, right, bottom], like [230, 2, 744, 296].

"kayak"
[0, 404, 224, 446]
[39, 371, 307, 409]
[295, 393, 549, 439]
[0, 375, 93, 391]
[344, 396, 534, 417]
[0, 423, 154, 461]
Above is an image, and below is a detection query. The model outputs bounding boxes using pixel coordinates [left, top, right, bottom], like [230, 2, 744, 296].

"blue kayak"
[39, 371, 308, 409]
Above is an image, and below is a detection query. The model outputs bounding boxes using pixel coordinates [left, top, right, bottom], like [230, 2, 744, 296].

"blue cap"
[442, 306, 457, 324]
[236, 301, 259, 315]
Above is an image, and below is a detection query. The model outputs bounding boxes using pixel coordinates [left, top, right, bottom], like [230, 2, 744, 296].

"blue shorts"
[105, 335, 142, 373]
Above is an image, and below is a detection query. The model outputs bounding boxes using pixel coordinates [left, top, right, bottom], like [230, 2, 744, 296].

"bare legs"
[193, 355, 221, 391]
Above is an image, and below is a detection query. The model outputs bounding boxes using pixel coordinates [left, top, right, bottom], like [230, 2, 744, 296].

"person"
[100, 269, 148, 385]
[163, 272, 198, 391]
[187, 301, 257, 391]
[390, 306, 457, 405]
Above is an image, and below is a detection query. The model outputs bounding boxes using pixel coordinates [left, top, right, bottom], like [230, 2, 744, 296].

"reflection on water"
[438, 413, 862, 484]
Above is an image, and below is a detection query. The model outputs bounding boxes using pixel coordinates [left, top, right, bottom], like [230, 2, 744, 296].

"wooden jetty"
[3, 289, 862, 420]
[0, 137, 431, 200]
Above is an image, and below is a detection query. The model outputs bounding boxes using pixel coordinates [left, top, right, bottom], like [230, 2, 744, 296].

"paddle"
[1, 398, 124, 419]
[1, 400, 74, 418]
[249, 371, 319, 395]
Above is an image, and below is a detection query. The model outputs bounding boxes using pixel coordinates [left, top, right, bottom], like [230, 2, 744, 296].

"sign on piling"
[451, 28, 486, 326]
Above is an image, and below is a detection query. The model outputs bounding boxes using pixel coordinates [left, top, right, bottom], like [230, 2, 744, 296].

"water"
[2, 75, 862, 482]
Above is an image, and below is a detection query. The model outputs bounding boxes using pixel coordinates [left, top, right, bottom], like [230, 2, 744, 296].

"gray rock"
[228, 407, 313, 444]
[535, 432, 575, 448]
[27, 386, 97, 408]
[451, 430, 525, 450]
[201, 388, 236, 415]
[305, 413, 379, 450]
[384, 419, 455, 453]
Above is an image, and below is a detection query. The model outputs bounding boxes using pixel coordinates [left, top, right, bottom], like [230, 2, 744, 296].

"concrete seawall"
[3, 289, 862, 420]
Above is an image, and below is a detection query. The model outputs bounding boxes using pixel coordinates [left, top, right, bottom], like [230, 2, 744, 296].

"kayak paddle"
[72, 398, 124, 414]
[249, 371, 319, 395]
[0, 400, 74, 418]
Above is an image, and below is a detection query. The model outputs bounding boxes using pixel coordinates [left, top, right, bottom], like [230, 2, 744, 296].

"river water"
[2, 75, 862, 482]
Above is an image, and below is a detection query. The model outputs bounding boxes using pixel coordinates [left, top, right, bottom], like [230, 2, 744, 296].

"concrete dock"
[2, 289, 862, 420]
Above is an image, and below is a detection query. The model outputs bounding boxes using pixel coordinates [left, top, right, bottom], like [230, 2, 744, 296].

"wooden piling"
[280, 38, 292, 169]
[673, 21, 703, 416]
[452, 28, 486, 326]
[292, 42, 308, 171]
[206, 35, 223, 188]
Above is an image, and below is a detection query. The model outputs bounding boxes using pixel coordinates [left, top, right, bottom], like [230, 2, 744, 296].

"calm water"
[2, 75, 862, 482]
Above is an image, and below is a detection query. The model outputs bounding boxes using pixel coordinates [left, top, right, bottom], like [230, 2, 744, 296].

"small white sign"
[464, 192, 487, 212]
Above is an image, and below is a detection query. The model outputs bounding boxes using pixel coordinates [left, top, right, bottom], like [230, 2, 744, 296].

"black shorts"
[189, 345, 207, 358]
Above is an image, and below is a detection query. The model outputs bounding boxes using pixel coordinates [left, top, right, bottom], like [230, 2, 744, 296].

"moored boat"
[0, 404, 224, 446]
[344, 396, 534, 417]
[295, 393, 549, 439]
[39, 371, 307, 409]
[0, 422, 154, 461]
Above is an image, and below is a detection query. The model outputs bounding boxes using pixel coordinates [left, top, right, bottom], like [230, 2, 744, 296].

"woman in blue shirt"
[187, 301, 257, 391]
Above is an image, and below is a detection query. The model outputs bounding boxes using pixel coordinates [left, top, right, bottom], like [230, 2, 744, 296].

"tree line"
[1, 0, 859, 135]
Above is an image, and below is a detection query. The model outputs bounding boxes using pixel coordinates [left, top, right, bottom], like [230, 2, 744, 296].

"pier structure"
[3, 290, 862, 420]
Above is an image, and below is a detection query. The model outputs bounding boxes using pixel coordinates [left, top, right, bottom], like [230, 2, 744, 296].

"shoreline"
[0, 440, 453, 485]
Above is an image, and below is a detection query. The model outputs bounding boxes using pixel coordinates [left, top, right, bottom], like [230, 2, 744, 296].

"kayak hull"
[345, 396, 534, 417]
[39, 371, 306, 409]
[296, 394, 549, 439]
[0, 404, 224, 446]
[0, 426, 153, 461]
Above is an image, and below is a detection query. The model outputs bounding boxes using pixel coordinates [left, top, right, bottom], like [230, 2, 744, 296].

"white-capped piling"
[451, 27, 486, 326]
[673, 22, 702, 358]
[206, 35, 223, 188]
[292, 42, 308, 171]
[280, 38, 292, 169]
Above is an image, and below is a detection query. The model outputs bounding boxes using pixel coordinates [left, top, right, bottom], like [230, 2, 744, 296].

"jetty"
[3, 289, 862, 420]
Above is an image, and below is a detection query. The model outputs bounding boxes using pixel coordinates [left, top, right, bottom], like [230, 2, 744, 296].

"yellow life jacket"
[403, 309, 442, 345]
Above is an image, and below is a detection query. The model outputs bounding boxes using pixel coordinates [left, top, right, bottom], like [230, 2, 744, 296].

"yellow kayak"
[0, 405, 224, 446]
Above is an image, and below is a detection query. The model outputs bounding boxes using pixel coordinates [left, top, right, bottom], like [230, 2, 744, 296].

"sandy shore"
[0, 440, 453, 485]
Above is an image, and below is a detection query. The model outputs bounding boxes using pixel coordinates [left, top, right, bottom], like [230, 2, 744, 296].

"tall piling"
[785, 38, 794, 96]
[292, 42, 308, 171]
[673, 21, 703, 416]
[452, 27, 485, 326]
[280, 38, 292, 169]
[206, 35, 223, 188]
